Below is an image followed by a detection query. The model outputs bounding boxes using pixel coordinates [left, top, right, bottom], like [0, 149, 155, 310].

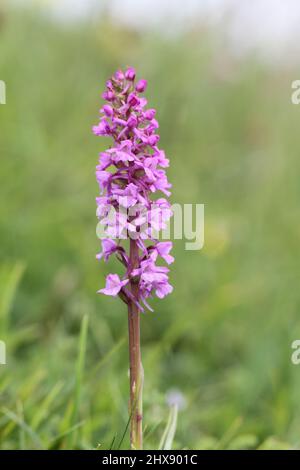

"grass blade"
[68, 314, 89, 449]
[1, 407, 44, 449]
[0, 262, 25, 334]
[159, 405, 178, 450]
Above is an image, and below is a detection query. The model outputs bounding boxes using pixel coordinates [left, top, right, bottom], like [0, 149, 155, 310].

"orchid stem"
[128, 238, 143, 450]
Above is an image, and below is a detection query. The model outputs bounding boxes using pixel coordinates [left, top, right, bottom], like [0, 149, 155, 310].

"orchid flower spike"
[93, 66, 173, 312]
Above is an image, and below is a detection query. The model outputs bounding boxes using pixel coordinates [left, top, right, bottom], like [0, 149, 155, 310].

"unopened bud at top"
[125, 67, 136, 81]
[115, 69, 125, 81]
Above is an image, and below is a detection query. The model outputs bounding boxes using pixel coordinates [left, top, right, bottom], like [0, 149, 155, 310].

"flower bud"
[115, 70, 125, 81]
[135, 79, 147, 93]
[125, 67, 136, 81]
[102, 90, 115, 102]
[127, 115, 138, 128]
[102, 104, 113, 117]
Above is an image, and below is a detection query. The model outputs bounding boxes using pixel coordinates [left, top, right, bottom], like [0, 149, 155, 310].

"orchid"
[93, 67, 173, 450]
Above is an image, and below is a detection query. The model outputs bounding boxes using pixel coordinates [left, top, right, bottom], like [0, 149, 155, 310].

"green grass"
[0, 5, 300, 449]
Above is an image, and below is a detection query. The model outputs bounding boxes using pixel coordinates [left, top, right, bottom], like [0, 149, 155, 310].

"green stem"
[128, 238, 143, 450]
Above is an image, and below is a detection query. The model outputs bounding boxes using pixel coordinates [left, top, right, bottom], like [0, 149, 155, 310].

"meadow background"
[1, 3, 300, 450]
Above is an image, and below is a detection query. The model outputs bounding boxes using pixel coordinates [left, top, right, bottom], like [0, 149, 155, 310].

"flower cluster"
[93, 67, 173, 312]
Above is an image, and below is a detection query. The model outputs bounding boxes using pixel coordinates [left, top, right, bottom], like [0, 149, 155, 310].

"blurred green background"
[1, 3, 300, 450]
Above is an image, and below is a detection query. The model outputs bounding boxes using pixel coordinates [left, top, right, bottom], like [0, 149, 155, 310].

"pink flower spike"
[93, 67, 173, 309]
